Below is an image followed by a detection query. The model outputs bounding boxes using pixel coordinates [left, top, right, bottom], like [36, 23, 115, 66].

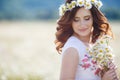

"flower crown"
[59, 0, 103, 16]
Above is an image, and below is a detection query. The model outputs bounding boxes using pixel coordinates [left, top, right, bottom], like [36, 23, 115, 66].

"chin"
[78, 33, 90, 37]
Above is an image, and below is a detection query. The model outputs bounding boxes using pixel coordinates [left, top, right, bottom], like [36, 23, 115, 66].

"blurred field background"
[0, 0, 120, 80]
[0, 20, 61, 80]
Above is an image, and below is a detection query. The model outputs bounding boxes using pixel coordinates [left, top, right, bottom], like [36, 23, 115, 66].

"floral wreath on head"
[59, 0, 103, 16]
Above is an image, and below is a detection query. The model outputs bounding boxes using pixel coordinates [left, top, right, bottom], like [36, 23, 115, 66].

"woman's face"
[72, 7, 93, 38]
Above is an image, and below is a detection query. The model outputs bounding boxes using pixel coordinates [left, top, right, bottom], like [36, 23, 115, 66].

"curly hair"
[54, 0, 113, 54]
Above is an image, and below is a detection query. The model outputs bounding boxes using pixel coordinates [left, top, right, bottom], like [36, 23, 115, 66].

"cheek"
[88, 24, 93, 32]
[72, 22, 78, 30]
[90, 19, 93, 26]
[72, 22, 78, 27]
[72, 26, 76, 32]
[87, 20, 93, 28]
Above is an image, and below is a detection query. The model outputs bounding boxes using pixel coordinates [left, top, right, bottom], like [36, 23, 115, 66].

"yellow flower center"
[72, 2, 76, 6]
[91, 0, 95, 2]
[105, 48, 108, 50]
[108, 54, 112, 57]
[79, 1, 83, 5]
[98, 2, 101, 6]
[100, 41, 103, 44]
[102, 62, 107, 65]
[99, 50, 103, 53]
[69, 4, 72, 9]
[86, 3, 90, 7]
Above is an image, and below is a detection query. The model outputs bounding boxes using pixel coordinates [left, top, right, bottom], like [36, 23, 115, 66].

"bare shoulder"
[62, 47, 79, 64]
[63, 47, 79, 57]
[62, 47, 79, 65]
[60, 47, 79, 80]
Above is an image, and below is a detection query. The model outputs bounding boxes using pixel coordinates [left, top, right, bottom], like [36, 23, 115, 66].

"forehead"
[75, 7, 92, 17]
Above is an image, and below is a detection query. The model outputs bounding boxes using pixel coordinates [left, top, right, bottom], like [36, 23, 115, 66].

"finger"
[106, 69, 116, 75]
[107, 69, 114, 73]
[109, 63, 117, 70]
[110, 65, 117, 70]
[108, 60, 114, 65]
[110, 74, 117, 80]
[108, 71, 116, 77]
[111, 71, 119, 80]
[113, 75, 118, 80]
[108, 61, 113, 68]
[114, 78, 119, 80]
[109, 61, 114, 67]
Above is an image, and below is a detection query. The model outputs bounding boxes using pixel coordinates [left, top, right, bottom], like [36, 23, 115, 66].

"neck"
[73, 33, 92, 44]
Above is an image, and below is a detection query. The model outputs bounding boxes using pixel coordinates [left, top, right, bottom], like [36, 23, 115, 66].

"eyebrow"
[75, 15, 91, 18]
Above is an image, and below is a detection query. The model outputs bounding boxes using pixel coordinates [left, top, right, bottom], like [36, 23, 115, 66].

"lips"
[79, 28, 88, 32]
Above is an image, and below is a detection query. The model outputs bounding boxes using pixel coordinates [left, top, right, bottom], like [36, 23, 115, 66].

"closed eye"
[73, 17, 80, 22]
[85, 17, 90, 20]
[84, 16, 91, 20]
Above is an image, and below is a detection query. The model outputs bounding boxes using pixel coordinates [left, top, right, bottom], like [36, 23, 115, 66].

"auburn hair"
[54, 0, 113, 54]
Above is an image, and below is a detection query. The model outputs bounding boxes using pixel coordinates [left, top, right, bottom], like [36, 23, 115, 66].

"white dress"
[61, 36, 101, 80]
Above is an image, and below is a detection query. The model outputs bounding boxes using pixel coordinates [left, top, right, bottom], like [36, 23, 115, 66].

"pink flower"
[91, 60, 96, 64]
[82, 58, 88, 62]
[95, 68, 101, 75]
[82, 63, 91, 69]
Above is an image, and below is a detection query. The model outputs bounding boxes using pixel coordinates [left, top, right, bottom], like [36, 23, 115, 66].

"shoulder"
[61, 36, 82, 60]
[63, 36, 79, 48]
[65, 36, 78, 45]
[60, 47, 79, 80]
[61, 47, 79, 69]
[62, 36, 83, 54]
[62, 47, 79, 58]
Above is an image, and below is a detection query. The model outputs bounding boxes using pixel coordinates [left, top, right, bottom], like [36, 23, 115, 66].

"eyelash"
[85, 17, 90, 20]
[73, 17, 90, 22]
[73, 19, 79, 22]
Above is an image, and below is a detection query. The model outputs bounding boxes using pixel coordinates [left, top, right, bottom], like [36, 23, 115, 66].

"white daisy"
[59, 4, 66, 16]
[69, 1, 77, 10]
[95, 0, 103, 9]
[84, 1, 92, 9]
[97, 1, 103, 9]
[66, 3, 71, 10]
[77, 0, 84, 7]
[58, 0, 103, 16]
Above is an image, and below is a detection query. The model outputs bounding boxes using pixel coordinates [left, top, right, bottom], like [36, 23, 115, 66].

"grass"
[0, 74, 43, 80]
[0, 20, 119, 80]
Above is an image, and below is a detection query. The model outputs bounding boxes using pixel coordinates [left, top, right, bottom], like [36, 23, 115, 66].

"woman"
[55, 0, 119, 80]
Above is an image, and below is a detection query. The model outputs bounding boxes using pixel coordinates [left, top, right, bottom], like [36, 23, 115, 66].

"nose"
[79, 21, 86, 28]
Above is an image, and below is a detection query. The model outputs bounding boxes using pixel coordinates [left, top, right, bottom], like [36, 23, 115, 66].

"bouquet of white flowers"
[87, 35, 114, 76]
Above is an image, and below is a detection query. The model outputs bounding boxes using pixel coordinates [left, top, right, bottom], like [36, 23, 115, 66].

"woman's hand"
[102, 61, 119, 80]
[102, 69, 118, 80]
